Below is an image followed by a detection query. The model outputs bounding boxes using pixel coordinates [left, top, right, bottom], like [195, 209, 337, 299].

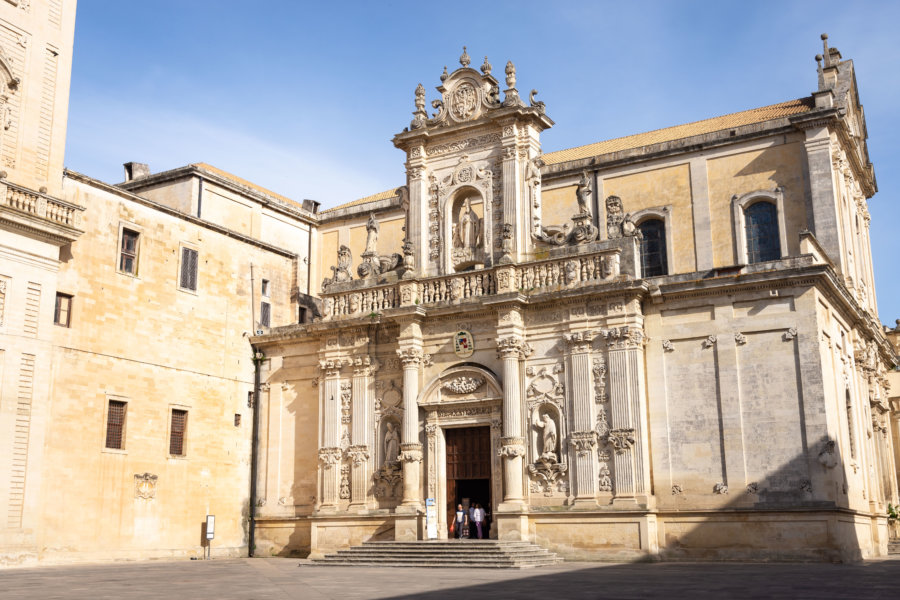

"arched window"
[744, 201, 780, 263]
[638, 219, 668, 277]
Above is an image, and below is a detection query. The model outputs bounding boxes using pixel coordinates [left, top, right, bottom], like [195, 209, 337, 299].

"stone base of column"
[394, 512, 420, 541]
[572, 498, 600, 508]
[496, 512, 530, 541]
[611, 496, 641, 508]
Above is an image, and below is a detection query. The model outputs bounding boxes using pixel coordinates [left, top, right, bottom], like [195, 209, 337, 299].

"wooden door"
[445, 426, 491, 480]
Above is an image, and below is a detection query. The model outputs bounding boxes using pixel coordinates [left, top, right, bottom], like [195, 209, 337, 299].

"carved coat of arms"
[451, 83, 477, 120]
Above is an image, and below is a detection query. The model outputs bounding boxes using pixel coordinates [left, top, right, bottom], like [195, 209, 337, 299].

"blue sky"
[65, 1, 899, 325]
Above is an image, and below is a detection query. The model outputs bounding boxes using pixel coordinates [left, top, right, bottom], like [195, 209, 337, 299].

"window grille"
[260, 301, 271, 328]
[169, 409, 188, 456]
[106, 400, 127, 449]
[180, 247, 199, 291]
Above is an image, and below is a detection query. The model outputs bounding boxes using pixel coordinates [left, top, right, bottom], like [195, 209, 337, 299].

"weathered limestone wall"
[17, 176, 298, 564]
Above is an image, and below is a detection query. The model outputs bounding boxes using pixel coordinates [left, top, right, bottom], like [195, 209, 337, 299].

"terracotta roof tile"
[191, 163, 303, 209]
[541, 97, 815, 165]
[319, 188, 401, 215]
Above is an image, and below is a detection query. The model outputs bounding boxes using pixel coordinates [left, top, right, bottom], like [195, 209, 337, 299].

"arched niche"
[446, 186, 486, 272]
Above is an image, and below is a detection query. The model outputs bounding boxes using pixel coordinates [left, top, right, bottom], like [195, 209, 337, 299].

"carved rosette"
[568, 431, 598, 457]
[498, 436, 526, 458]
[346, 445, 370, 466]
[564, 330, 595, 354]
[318, 447, 343, 469]
[496, 335, 532, 360]
[398, 442, 423, 463]
[608, 428, 635, 454]
[603, 326, 644, 350]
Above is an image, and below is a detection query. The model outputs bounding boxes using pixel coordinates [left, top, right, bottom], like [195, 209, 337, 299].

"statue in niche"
[606, 195, 640, 240]
[322, 245, 353, 290]
[383, 421, 400, 465]
[453, 198, 482, 250]
[534, 412, 558, 462]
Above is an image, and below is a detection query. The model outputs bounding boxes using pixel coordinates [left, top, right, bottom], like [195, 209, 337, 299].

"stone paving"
[2, 557, 900, 599]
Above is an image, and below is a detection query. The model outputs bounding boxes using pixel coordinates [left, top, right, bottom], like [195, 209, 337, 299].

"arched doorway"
[419, 364, 502, 539]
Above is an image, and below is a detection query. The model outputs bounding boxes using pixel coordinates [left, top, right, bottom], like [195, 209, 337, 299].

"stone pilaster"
[497, 333, 530, 506]
[406, 146, 429, 276]
[802, 126, 843, 269]
[565, 330, 598, 505]
[318, 358, 345, 510]
[349, 357, 374, 508]
[604, 326, 650, 504]
[396, 345, 426, 509]
[501, 123, 523, 261]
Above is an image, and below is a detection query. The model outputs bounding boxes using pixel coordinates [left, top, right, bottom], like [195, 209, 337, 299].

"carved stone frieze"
[339, 465, 350, 499]
[373, 462, 402, 498]
[598, 462, 612, 493]
[525, 364, 564, 407]
[441, 376, 485, 395]
[569, 430, 598, 456]
[603, 326, 644, 350]
[564, 330, 595, 353]
[396, 347, 432, 368]
[496, 335, 532, 360]
[346, 445, 370, 465]
[498, 436, 526, 458]
[527, 455, 568, 496]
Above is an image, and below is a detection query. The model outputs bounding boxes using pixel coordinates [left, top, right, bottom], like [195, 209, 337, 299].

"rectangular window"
[298, 306, 308, 324]
[260, 301, 271, 328]
[105, 400, 127, 450]
[119, 228, 140, 275]
[169, 409, 188, 456]
[179, 247, 199, 291]
[54, 293, 72, 327]
[261, 279, 270, 297]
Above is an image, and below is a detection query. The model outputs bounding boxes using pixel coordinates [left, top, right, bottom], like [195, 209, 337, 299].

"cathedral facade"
[252, 43, 897, 561]
[0, 2, 896, 567]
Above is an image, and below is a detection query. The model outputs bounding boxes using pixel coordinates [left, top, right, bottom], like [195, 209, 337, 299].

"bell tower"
[393, 47, 554, 277]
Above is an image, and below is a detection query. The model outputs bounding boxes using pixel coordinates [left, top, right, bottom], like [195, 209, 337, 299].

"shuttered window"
[169, 409, 188, 456]
[119, 229, 139, 274]
[54, 293, 73, 327]
[260, 301, 271, 328]
[179, 247, 199, 291]
[105, 400, 127, 449]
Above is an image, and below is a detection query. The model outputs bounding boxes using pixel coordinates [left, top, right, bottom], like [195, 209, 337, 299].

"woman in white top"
[472, 503, 485, 539]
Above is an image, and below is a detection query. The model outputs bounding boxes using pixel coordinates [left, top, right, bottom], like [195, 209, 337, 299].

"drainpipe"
[248, 346, 264, 557]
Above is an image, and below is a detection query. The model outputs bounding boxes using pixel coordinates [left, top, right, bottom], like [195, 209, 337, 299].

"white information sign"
[205, 515, 215, 540]
[425, 498, 437, 539]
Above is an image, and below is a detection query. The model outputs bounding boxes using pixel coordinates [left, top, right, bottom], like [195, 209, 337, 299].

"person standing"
[473, 503, 485, 539]
[454, 504, 467, 540]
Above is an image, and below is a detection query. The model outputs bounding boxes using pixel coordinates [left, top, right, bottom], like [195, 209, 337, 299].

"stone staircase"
[310, 540, 563, 568]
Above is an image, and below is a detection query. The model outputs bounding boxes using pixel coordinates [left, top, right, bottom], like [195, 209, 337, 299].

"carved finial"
[440, 66, 449, 82]
[414, 83, 425, 110]
[481, 56, 492, 75]
[505, 60, 516, 89]
[821, 33, 831, 66]
[460, 46, 470, 68]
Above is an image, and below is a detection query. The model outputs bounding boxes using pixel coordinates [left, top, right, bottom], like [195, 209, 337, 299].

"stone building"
[0, 1, 896, 566]
[251, 42, 898, 562]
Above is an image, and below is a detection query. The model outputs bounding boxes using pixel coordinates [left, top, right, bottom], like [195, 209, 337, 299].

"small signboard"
[205, 515, 215, 540]
[425, 498, 437, 539]
[454, 330, 474, 358]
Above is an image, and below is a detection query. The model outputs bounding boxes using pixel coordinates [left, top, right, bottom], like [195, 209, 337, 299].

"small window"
[260, 301, 271, 328]
[744, 202, 780, 263]
[179, 247, 199, 291]
[234, 414, 241, 427]
[261, 279, 270, 297]
[637, 219, 668, 277]
[54, 293, 73, 327]
[298, 306, 308, 324]
[105, 400, 127, 450]
[119, 228, 140, 275]
[169, 409, 188, 456]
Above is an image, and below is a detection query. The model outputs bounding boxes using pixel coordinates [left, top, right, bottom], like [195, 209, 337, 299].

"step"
[310, 539, 562, 569]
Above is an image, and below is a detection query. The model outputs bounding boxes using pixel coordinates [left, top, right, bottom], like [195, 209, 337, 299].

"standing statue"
[364, 213, 379, 254]
[322, 245, 353, 290]
[453, 198, 482, 249]
[575, 171, 592, 216]
[383, 422, 400, 465]
[535, 413, 558, 462]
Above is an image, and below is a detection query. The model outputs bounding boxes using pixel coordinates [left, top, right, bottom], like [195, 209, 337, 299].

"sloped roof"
[541, 97, 815, 165]
[191, 162, 303, 209]
[318, 188, 401, 215]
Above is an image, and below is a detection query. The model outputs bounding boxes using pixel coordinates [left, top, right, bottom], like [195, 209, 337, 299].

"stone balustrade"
[1, 180, 84, 230]
[321, 240, 636, 320]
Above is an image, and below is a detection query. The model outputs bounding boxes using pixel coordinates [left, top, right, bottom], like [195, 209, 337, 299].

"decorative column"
[317, 358, 345, 510]
[500, 122, 523, 261]
[348, 356, 374, 509]
[497, 335, 530, 505]
[604, 325, 650, 504]
[396, 346, 425, 508]
[564, 331, 599, 506]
